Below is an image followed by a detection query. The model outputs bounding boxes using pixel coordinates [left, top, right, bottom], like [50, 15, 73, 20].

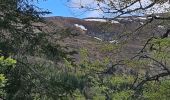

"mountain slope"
[35, 16, 168, 74]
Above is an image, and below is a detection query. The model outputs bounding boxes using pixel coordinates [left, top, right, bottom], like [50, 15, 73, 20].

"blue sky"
[35, 0, 84, 18]
[35, 0, 170, 18]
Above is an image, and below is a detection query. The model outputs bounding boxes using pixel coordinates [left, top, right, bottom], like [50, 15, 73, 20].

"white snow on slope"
[111, 20, 120, 24]
[94, 37, 102, 41]
[84, 18, 107, 22]
[137, 17, 147, 20]
[140, 22, 144, 25]
[158, 25, 165, 29]
[117, 18, 133, 21]
[74, 24, 87, 31]
[84, 19, 120, 24]
[109, 40, 119, 44]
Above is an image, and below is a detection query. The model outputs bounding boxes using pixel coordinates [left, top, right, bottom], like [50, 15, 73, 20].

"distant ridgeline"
[43, 15, 168, 42]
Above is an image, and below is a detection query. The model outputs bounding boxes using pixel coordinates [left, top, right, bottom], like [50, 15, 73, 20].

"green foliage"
[110, 75, 134, 87]
[0, 56, 16, 67]
[151, 38, 170, 59]
[143, 79, 170, 100]
[0, 56, 16, 98]
[0, 74, 7, 97]
[0, 0, 170, 99]
[100, 43, 119, 52]
[0, 74, 7, 88]
[80, 48, 89, 60]
[111, 90, 133, 100]
[123, 59, 150, 69]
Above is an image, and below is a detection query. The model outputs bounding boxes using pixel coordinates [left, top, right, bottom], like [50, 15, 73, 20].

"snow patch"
[94, 37, 102, 41]
[140, 22, 144, 25]
[84, 19, 107, 22]
[111, 20, 120, 24]
[132, 17, 147, 20]
[158, 25, 165, 29]
[84, 19, 120, 24]
[117, 18, 133, 21]
[109, 40, 119, 44]
[118, 17, 147, 21]
[137, 17, 147, 20]
[74, 24, 87, 31]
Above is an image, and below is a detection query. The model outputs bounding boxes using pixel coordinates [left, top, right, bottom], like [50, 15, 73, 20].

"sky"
[35, 0, 170, 18]
[35, 0, 105, 18]
[35, 0, 85, 18]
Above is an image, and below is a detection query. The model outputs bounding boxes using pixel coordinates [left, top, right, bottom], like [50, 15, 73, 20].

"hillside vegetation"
[0, 0, 170, 100]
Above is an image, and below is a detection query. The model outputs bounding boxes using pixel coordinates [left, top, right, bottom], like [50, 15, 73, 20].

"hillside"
[31, 16, 167, 74]
[42, 16, 166, 57]
[1, 1, 170, 99]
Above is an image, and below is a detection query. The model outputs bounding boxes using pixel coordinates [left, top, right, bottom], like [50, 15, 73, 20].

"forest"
[0, 0, 170, 100]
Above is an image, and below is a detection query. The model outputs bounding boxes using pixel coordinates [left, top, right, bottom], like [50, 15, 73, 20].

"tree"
[0, 0, 81, 99]
[0, 56, 16, 99]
